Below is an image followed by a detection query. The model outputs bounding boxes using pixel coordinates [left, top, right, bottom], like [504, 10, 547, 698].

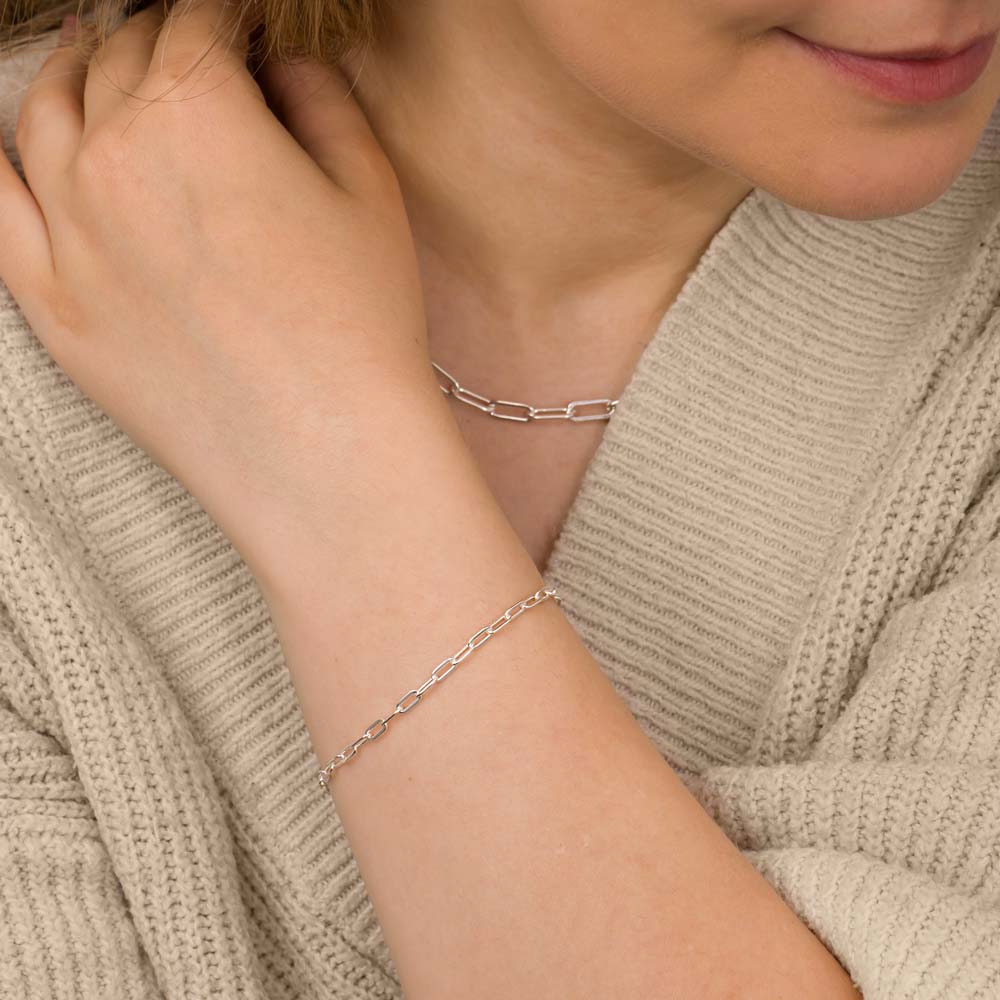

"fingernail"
[59, 13, 77, 43]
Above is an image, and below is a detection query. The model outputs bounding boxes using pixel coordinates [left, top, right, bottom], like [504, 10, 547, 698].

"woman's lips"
[781, 28, 999, 104]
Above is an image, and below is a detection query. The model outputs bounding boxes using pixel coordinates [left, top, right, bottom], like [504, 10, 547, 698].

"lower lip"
[781, 29, 998, 104]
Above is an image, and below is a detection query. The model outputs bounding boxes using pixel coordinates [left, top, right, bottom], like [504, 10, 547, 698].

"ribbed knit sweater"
[1, 30, 999, 1000]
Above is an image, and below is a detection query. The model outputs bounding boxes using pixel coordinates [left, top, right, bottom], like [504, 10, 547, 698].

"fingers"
[0, 17, 93, 310]
[83, 3, 164, 125]
[0, 126, 52, 310]
[258, 56, 397, 197]
[150, 0, 253, 86]
[15, 18, 90, 205]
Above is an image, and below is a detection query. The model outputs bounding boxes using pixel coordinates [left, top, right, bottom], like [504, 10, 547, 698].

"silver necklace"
[431, 361, 618, 424]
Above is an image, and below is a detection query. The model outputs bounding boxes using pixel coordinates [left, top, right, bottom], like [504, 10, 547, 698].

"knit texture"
[2, 29, 999, 1000]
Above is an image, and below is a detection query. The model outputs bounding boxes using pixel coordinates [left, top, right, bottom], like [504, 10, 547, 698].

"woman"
[0, 0, 997, 996]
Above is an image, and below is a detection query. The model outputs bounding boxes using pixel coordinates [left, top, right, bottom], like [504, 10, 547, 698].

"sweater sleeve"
[0, 624, 161, 1000]
[691, 532, 1000, 1000]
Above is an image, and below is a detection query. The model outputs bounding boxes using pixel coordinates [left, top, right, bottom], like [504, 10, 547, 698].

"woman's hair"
[0, 0, 380, 65]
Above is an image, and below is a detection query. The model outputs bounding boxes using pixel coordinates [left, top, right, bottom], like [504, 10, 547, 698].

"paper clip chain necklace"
[431, 361, 619, 424]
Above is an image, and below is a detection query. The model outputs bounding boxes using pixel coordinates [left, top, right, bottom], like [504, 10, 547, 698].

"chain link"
[432, 361, 618, 423]
[317, 585, 562, 787]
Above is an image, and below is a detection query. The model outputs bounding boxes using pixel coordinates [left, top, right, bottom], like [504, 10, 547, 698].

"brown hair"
[0, 0, 380, 66]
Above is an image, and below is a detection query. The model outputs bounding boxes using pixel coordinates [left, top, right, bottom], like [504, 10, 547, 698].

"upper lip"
[790, 27, 999, 61]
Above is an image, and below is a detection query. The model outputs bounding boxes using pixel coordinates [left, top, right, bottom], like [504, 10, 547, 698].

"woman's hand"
[0, 0, 438, 572]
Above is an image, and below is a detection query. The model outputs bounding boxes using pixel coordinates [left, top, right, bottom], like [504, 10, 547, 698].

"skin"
[336, 0, 1000, 567]
[0, 0, 997, 996]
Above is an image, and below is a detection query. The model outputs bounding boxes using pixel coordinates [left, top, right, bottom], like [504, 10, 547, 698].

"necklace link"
[431, 361, 619, 424]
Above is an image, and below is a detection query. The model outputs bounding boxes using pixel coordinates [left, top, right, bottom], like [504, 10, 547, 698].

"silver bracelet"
[317, 585, 562, 787]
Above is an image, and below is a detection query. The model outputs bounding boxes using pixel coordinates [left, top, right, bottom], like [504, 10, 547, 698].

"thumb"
[257, 56, 395, 197]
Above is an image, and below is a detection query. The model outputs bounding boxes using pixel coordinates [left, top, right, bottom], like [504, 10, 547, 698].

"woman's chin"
[784, 164, 975, 222]
[752, 121, 994, 221]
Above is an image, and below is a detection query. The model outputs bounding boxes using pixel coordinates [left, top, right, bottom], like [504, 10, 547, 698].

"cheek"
[518, 0, 771, 100]
[521, 0, 1000, 219]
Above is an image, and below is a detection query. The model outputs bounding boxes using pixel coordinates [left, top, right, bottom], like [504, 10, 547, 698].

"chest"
[449, 409, 610, 574]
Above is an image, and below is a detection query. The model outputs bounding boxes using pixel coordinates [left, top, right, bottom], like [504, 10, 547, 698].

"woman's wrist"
[230, 366, 456, 584]
[246, 371, 539, 635]
[248, 383, 548, 763]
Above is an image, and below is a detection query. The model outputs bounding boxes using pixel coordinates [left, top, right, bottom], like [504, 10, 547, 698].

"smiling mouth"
[779, 28, 999, 104]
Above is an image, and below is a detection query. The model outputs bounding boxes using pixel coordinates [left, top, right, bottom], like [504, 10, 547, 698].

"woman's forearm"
[252, 385, 860, 1000]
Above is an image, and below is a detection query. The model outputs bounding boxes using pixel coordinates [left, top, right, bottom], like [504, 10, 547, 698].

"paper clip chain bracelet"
[317, 585, 562, 787]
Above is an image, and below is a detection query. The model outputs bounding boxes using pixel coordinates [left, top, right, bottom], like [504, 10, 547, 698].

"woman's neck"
[339, 2, 753, 387]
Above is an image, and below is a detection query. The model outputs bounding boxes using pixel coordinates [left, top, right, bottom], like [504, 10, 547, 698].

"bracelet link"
[395, 688, 422, 713]
[432, 655, 460, 680]
[364, 718, 389, 740]
[317, 585, 562, 787]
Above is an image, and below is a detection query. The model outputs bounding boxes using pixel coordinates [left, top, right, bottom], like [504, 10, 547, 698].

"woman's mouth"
[779, 28, 999, 104]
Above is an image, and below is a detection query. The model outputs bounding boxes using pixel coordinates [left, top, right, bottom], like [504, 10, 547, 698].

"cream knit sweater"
[1, 30, 999, 1000]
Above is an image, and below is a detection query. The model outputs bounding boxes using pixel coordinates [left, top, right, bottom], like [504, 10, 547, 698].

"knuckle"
[147, 46, 244, 95]
[72, 128, 161, 209]
[46, 287, 86, 340]
[140, 60, 256, 135]
[29, 285, 90, 373]
[74, 127, 131, 183]
[13, 101, 39, 155]
[12, 116, 27, 156]
[344, 140, 400, 193]
[146, 55, 206, 90]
